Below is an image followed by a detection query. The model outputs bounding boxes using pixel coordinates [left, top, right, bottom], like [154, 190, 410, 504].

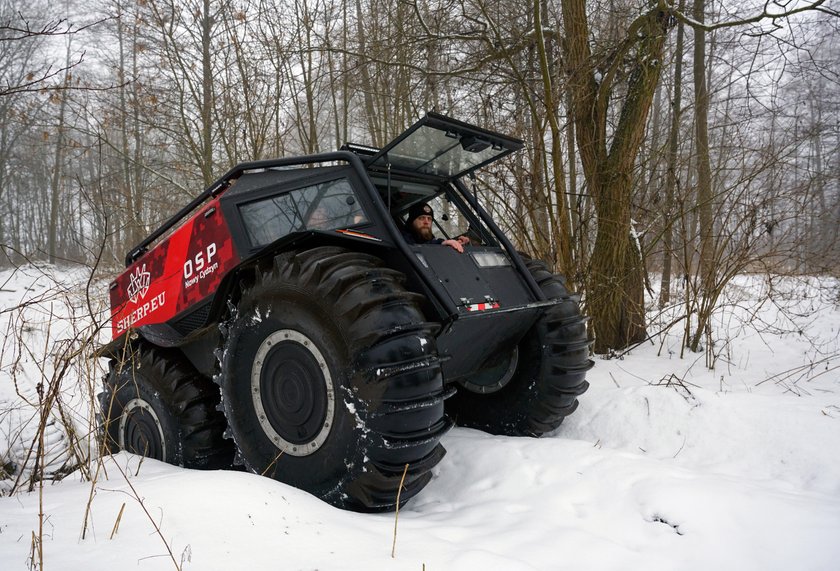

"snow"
[1, 265, 839, 570]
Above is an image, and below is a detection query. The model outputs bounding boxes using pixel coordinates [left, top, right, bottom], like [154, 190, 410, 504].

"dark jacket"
[402, 228, 443, 245]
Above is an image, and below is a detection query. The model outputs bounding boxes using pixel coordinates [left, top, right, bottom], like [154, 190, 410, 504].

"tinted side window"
[239, 178, 366, 247]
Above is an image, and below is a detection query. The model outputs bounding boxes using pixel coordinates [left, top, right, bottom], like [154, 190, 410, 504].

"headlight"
[470, 251, 511, 267]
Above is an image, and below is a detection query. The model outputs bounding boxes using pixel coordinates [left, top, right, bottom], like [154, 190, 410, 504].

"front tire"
[99, 344, 233, 469]
[446, 259, 593, 436]
[219, 246, 451, 511]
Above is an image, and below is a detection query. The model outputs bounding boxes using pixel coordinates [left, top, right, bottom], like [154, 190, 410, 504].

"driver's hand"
[442, 239, 464, 253]
[457, 235, 471, 246]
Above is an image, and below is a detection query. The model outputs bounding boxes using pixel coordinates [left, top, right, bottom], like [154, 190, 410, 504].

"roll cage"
[113, 113, 544, 352]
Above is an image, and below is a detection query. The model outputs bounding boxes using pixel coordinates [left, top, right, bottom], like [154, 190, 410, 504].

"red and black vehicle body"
[101, 113, 592, 511]
[109, 196, 239, 342]
[108, 115, 574, 381]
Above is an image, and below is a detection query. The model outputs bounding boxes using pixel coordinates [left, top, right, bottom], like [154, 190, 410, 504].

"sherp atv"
[99, 113, 593, 511]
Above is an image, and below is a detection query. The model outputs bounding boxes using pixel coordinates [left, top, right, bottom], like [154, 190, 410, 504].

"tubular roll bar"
[122, 151, 460, 316]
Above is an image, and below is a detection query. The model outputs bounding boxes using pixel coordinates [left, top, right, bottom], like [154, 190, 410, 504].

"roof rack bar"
[124, 152, 357, 266]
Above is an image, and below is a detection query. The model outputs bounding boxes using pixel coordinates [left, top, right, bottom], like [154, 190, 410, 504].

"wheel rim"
[459, 346, 519, 394]
[251, 329, 335, 457]
[119, 398, 166, 460]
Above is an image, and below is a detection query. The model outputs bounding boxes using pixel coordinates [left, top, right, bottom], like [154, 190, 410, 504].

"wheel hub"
[251, 329, 335, 457]
[119, 398, 166, 460]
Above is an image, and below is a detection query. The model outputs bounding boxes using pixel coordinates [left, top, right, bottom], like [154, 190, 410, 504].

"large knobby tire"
[100, 344, 233, 469]
[446, 259, 593, 436]
[218, 246, 451, 512]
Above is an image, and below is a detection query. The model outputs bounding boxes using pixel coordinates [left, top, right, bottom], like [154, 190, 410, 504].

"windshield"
[369, 113, 522, 179]
[371, 125, 510, 178]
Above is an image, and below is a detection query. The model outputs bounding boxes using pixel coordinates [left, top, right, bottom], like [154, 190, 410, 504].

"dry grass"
[0, 263, 182, 570]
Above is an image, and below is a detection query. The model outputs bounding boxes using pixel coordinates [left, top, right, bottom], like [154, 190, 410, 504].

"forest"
[1, 0, 838, 356]
[2, 3, 840, 567]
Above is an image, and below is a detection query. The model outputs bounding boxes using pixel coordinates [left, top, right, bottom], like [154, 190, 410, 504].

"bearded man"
[402, 203, 468, 253]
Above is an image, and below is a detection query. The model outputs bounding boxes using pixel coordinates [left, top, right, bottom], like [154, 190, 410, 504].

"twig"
[673, 435, 687, 458]
[391, 463, 409, 559]
[108, 458, 181, 571]
[81, 458, 104, 540]
[29, 530, 40, 571]
[110, 502, 126, 539]
[260, 450, 284, 477]
[756, 355, 838, 386]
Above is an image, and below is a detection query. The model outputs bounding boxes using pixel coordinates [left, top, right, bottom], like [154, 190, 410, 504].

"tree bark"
[534, 0, 573, 276]
[690, 0, 714, 352]
[354, 0, 381, 143]
[200, 0, 214, 185]
[660, 0, 687, 308]
[48, 40, 72, 264]
[562, 0, 672, 352]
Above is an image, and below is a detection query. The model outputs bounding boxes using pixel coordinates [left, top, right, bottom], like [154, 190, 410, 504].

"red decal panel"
[109, 199, 239, 339]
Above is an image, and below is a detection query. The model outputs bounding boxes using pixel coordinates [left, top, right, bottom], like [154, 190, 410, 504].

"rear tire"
[100, 344, 233, 469]
[219, 246, 451, 511]
[446, 259, 593, 436]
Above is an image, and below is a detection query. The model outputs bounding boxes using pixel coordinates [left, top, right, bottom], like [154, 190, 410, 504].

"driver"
[402, 203, 469, 253]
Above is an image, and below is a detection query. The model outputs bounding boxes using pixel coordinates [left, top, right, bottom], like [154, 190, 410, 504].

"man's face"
[412, 214, 434, 241]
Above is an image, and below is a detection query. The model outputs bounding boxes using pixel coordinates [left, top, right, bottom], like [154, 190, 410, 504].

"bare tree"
[659, 0, 687, 308]
[143, 0, 225, 186]
[48, 37, 73, 264]
[688, 0, 713, 351]
[562, 0, 673, 352]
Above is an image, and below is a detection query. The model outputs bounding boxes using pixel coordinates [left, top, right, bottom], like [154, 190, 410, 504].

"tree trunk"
[659, 0, 687, 308]
[200, 0, 214, 185]
[534, 0, 574, 277]
[562, 0, 671, 352]
[117, 2, 130, 248]
[690, 0, 714, 352]
[353, 0, 380, 143]
[48, 40, 72, 264]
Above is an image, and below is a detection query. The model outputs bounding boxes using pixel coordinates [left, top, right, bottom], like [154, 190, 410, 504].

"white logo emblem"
[127, 264, 151, 304]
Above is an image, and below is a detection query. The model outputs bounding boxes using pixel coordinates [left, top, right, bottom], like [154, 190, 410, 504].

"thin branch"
[672, 0, 834, 33]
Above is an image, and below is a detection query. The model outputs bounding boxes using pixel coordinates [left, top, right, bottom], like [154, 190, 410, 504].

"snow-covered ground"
[1, 265, 838, 570]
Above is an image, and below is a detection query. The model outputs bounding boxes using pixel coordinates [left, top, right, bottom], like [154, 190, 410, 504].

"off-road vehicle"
[100, 113, 593, 511]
